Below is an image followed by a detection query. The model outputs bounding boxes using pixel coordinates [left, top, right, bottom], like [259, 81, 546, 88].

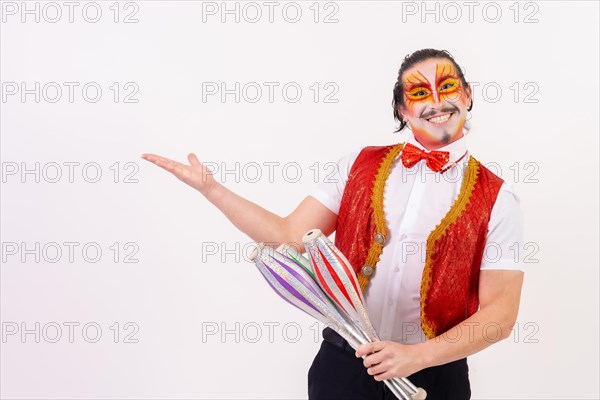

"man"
[141, 48, 524, 399]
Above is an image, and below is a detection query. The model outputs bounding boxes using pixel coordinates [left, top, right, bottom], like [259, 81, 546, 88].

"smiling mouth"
[425, 112, 454, 125]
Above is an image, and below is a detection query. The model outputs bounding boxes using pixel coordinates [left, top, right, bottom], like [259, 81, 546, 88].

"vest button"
[374, 232, 386, 245]
[361, 265, 374, 277]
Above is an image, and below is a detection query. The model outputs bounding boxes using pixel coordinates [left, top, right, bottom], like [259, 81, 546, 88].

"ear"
[465, 83, 473, 105]
[397, 105, 406, 121]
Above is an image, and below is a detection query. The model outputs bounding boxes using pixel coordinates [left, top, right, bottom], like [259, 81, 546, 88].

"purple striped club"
[249, 243, 366, 346]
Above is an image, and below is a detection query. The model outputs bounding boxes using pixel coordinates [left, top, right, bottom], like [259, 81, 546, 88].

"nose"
[432, 89, 441, 104]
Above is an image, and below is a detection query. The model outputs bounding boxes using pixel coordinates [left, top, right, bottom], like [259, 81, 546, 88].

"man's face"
[399, 58, 472, 149]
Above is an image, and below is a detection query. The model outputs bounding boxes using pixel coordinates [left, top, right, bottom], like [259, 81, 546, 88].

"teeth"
[427, 113, 451, 124]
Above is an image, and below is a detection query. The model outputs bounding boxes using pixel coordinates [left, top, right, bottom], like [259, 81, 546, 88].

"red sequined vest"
[334, 142, 504, 338]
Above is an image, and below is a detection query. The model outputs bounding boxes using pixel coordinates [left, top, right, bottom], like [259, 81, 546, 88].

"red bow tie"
[401, 142, 450, 172]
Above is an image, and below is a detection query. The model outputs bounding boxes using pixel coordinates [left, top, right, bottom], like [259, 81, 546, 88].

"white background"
[1, 1, 598, 399]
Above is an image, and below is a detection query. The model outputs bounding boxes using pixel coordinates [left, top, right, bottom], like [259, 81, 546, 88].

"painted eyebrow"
[436, 74, 460, 86]
[435, 63, 459, 86]
[405, 82, 431, 91]
[404, 71, 431, 91]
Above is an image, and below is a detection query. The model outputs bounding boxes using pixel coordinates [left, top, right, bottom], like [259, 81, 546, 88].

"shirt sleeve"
[308, 149, 361, 215]
[479, 181, 526, 272]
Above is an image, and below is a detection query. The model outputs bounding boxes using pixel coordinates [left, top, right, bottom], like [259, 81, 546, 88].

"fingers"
[367, 361, 389, 377]
[355, 343, 371, 357]
[141, 153, 173, 167]
[187, 153, 201, 166]
[373, 371, 393, 382]
[364, 354, 395, 380]
[141, 152, 210, 190]
[141, 153, 187, 173]
[363, 351, 385, 370]
[355, 340, 385, 357]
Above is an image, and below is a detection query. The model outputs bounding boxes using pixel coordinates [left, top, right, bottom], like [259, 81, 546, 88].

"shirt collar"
[404, 133, 469, 166]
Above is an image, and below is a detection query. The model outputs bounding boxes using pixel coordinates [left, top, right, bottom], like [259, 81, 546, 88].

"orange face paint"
[404, 63, 464, 106]
[399, 59, 471, 150]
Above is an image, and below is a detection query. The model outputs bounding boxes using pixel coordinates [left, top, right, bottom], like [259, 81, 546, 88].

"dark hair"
[392, 48, 473, 132]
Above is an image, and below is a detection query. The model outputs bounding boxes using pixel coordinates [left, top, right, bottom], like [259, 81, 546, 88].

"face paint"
[400, 58, 471, 150]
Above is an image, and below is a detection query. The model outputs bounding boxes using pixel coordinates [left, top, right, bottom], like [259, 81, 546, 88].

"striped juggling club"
[302, 228, 427, 400]
[250, 243, 367, 347]
[250, 242, 417, 399]
[251, 243, 424, 400]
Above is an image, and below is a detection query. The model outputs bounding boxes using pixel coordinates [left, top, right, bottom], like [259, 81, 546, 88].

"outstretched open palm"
[141, 152, 216, 195]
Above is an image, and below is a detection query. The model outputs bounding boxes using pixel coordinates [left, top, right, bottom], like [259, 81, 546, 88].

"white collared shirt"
[309, 134, 524, 344]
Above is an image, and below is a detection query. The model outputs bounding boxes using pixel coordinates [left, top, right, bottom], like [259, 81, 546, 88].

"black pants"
[308, 328, 471, 400]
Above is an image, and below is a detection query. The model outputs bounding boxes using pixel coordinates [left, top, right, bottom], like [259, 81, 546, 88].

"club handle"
[391, 377, 427, 400]
[384, 379, 412, 400]
[410, 387, 427, 400]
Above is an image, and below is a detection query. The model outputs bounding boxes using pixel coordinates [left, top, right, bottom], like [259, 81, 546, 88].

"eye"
[407, 87, 430, 100]
[439, 79, 459, 93]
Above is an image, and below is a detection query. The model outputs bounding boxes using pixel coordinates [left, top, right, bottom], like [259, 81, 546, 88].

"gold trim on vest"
[357, 142, 404, 292]
[420, 155, 481, 339]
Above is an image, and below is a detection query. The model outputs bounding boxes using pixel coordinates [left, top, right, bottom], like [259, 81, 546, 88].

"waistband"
[322, 327, 357, 354]
[322, 327, 468, 368]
